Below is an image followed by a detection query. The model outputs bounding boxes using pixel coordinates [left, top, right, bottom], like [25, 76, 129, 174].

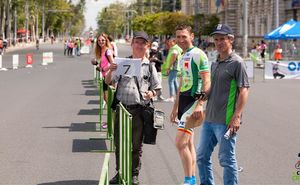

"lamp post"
[243, 0, 248, 58]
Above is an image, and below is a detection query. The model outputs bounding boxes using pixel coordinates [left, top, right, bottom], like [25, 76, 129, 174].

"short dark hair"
[175, 24, 193, 34]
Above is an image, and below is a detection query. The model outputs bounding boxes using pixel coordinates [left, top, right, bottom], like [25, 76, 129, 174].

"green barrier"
[98, 77, 104, 131]
[99, 153, 110, 185]
[90, 85, 115, 153]
[106, 86, 115, 151]
[119, 103, 132, 185]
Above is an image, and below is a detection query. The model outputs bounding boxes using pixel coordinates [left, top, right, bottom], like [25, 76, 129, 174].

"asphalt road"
[1, 42, 300, 185]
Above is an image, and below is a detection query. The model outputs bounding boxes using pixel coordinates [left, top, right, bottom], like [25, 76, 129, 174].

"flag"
[216, 0, 225, 7]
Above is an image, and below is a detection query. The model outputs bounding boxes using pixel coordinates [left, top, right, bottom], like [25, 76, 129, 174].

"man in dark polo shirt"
[105, 31, 161, 185]
[196, 24, 250, 185]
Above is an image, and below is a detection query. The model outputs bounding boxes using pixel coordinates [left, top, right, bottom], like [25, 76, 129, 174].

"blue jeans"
[168, 70, 178, 97]
[196, 121, 238, 185]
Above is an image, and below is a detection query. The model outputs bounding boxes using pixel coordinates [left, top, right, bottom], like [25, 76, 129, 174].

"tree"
[132, 12, 192, 36]
[96, 3, 127, 36]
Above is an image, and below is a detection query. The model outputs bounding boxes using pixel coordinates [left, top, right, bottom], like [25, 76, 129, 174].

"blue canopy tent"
[264, 19, 297, 40]
[281, 21, 300, 39]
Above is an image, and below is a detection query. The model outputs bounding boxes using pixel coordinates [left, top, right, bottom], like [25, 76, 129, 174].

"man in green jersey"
[170, 25, 211, 185]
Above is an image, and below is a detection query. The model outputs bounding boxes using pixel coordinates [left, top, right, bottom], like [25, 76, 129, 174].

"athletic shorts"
[177, 95, 197, 135]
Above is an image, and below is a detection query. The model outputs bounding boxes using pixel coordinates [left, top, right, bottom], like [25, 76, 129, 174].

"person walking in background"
[0, 37, 3, 55]
[170, 25, 211, 185]
[164, 37, 182, 102]
[197, 24, 250, 185]
[273, 43, 282, 61]
[108, 35, 118, 57]
[259, 40, 267, 62]
[149, 41, 165, 101]
[105, 31, 161, 185]
[94, 33, 114, 129]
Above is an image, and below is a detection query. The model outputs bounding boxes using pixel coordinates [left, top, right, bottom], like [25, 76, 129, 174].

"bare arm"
[229, 87, 249, 134]
[191, 71, 211, 118]
[170, 76, 182, 123]
[104, 63, 117, 85]
[168, 53, 177, 70]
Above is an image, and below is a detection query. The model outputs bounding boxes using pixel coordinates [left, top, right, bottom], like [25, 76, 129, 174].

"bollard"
[12, 54, 19, 69]
[0, 55, 8, 71]
[26, 53, 33, 68]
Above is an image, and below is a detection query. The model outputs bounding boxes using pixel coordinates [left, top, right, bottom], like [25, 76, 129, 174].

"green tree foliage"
[132, 12, 192, 36]
[193, 14, 219, 36]
[96, 3, 126, 36]
[0, 0, 86, 39]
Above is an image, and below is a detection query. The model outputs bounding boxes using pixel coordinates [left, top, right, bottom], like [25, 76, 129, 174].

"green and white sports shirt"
[178, 47, 210, 97]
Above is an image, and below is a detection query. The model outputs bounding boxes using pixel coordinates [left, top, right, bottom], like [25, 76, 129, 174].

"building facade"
[181, 0, 300, 50]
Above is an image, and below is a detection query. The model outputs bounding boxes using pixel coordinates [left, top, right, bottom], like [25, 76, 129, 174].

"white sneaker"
[164, 97, 174, 102]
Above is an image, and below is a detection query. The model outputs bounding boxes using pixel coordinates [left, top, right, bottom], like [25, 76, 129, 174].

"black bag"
[142, 106, 157, 145]
[110, 92, 119, 111]
[110, 77, 121, 111]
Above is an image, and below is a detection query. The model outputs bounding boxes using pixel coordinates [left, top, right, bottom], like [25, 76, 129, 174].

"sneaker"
[101, 122, 107, 129]
[132, 175, 139, 185]
[109, 173, 120, 184]
[158, 96, 165, 101]
[164, 97, 174, 102]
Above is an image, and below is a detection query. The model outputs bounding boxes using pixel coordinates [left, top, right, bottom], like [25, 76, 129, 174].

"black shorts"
[178, 95, 196, 120]
[103, 80, 108, 91]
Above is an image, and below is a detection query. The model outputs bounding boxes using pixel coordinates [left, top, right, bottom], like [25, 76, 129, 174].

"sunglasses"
[98, 39, 106, 42]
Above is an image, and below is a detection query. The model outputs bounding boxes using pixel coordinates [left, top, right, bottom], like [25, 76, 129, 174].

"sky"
[84, 0, 132, 31]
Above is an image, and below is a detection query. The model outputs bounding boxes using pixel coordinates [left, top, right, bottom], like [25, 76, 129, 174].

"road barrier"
[99, 153, 110, 185]
[0, 55, 8, 71]
[118, 103, 132, 185]
[12, 54, 19, 69]
[42, 52, 53, 65]
[26, 53, 33, 68]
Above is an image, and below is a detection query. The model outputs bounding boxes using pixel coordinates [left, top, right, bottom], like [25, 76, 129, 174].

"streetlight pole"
[42, 0, 45, 42]
[14, 7, 17, 46]
[275, 0, 279, 28]
[243, 0, 248, 58]
[25, 0, 29, 42]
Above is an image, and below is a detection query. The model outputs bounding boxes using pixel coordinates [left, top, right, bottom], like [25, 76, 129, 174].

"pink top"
[99, 49, 113, 77]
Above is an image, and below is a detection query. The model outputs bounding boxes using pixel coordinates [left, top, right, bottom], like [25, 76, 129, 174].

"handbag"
[153, 109, 165, 130]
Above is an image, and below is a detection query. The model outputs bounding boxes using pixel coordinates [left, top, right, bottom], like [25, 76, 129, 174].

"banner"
[42, 52, 53, 65]
[245, 60, 254, 78]
[112, 58, 142, 78]
[265, 60, 300, 79]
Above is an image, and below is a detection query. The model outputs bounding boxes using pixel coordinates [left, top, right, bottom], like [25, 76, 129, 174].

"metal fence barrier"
[119, 103, 132, 185]
[98, 153, 110, 185]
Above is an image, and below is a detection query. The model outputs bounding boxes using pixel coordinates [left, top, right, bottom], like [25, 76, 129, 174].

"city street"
[0, 43, 300, 185]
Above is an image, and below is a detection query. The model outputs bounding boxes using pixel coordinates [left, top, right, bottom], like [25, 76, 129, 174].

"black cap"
[210, 24, 234, 37]
[133, 31, 149, 41]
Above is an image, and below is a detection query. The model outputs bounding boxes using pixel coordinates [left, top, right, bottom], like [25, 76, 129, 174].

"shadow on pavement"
[78, 108, 99, 115]
[84, 90, 99, 96]
[37, 180, 98, 185]
[69, 122, 99, 132]
[72, 139, 107, 152]
[83, 85, 97, 88]
[42, 122, 100, 132]
[87, 100, 99, 105]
